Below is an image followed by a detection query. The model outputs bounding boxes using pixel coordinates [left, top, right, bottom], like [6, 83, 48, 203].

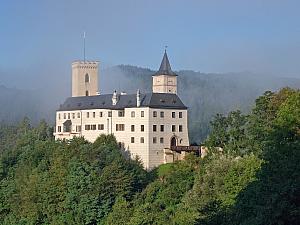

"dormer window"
[85, 73, 90, 83]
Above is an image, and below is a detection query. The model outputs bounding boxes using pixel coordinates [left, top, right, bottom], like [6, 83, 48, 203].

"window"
[64, 113, 66, 119]
[140, 137, 144, 143]
[141, 111, 144, 117]
[160, 111, 164, 118]
[153, 111, 157, 117]
[141, 125, 144, 132]
[131, 111, 135, 117]
[85, 125, 91, 130]
[172, 112, 176, 118]
[68, 113, 70, 119]
[57, 126, 61, 132]
[98, 124, 104, 130]
[86, 90, 89, 96]
[118, 111, 124, 117]
[116, 124, 125, 131]
[172, 125, 176, 132]
[76, 125, 81, 132]
[93, 112, 95, 118]
[85, 73, 89, 83]
[179, 112, 183, 118]
[131, 125, 135, 132]
[77, 112, 80, 118]
[99, 112, 103, 117]
[153, 125, 157, 132]
[160, 125, 164, 132]
[91, 124, 97, 130]
[87, 112, 89, 118]
[108, 111, 112, 117]
[131, 137, 135, 143]
[153, 137, 157, 144]
[58, 113, 61, 120]
[160, 137, 164, 144]
[179, 125, 183, 132]
[72, 113, 75, 119]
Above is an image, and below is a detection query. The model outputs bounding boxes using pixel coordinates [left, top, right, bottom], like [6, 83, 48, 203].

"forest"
[2, 65, 300, 144]
[0, 87, 299, 225]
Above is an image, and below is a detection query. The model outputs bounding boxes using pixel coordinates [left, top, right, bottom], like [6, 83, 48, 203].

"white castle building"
[54, 51, 192, 169]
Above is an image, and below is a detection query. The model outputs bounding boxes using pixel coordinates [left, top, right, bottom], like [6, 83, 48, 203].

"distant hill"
[1, 66, 300, 143]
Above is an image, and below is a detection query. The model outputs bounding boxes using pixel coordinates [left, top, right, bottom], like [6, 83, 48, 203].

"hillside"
[0, 88, 299, 225]
[1, 66, 300, 142]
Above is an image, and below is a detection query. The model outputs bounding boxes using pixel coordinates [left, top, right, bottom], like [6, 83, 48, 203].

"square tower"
[72, 61, 99, 97]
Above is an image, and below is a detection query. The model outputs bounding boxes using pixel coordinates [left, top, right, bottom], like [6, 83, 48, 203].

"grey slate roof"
[57, 93, 187, 111]
[154, 51, 177, 76]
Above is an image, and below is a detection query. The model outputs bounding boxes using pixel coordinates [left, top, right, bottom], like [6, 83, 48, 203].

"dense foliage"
[0, 87, 299, 224]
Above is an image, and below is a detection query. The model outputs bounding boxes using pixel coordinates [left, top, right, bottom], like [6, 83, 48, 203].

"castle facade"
[54, 51, 189, 169]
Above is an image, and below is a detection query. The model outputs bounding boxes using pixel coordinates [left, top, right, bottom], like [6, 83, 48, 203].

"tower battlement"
[71, 61, 99, 97]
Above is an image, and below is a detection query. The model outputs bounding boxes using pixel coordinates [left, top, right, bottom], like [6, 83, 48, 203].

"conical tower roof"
[154, 50, 177, 76]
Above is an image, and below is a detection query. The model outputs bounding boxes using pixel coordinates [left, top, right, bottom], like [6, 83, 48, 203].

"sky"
[1, 0, 300, 90]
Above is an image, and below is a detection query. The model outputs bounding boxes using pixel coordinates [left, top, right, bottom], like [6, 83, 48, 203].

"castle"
[54, 51, 191, 169]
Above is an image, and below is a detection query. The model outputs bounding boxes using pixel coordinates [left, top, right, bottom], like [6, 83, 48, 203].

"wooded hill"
[1, 66, 300, 143]
[0, 87, 299, 224]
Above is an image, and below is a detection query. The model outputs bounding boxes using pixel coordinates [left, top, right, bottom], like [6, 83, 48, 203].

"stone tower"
[72, 61, 99, 97]
[152, 50, 177, 94]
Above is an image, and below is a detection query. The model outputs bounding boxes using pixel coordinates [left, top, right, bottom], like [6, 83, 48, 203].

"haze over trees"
[1, 66, 300, 143]
[0, 87, 299, 224]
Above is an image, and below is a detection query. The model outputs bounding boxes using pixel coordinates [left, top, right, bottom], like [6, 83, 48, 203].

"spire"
[154, 49, 177, 76]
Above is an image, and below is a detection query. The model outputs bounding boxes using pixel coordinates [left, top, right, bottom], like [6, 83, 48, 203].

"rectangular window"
[179, 112, 183, 118]
[77, 112, 80, 118]
[141, 111, 144, 117]
[160, 137, 164, 144]
[140, 137, 144, 143]
[76, 125, 81, 132]
[160, 125, 164, 132]
[131, 125, 135, 132]
[160, 111, 164, 118]
[68, 113, 70, 119]
[64, 113, 66, 119]
[98, 124, 104, 130]
[153, 137, 157, 144]
[57, 126, 61, 132]
[131, 111, 135, 117]
[153, 125, 157, 132]
[93, 112, 96, 118]
[116, 124, 125, 131]
[131, 137, 135, 143]
[99, 112, 103, 117]
[72, 113, 75, 119]
[179, 125, 183, 132]
[141, 125, 144, 132]
[58, 113, 61, 120]
[153, 111, 157, 117]
[87, 112, 89, 118]
[118, 111, 124, 117]
[108, 111, 112, 117]
[91, 124, 97, 130]
[85, 125, 91, 130]
[172, 112, 176, 118]
[172, 125, 176, 132]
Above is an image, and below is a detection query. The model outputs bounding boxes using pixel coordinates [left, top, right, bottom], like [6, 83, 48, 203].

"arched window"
[85, 73, 89, 83]
[86, 90, 89, 96]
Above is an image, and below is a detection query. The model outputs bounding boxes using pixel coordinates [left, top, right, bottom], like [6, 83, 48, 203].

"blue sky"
[1, 0, 300, 89]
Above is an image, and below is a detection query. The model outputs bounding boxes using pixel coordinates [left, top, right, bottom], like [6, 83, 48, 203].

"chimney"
[136, 89, 141, 107]
[112, 90, 118, 105]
